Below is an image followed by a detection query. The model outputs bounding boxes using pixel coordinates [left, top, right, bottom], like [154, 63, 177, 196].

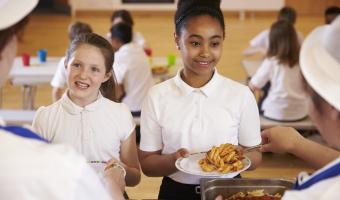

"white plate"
[175, 153, 251, 178]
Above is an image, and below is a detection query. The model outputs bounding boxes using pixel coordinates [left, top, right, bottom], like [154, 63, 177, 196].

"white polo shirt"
[250, 57, 308, 121]
[32, 92, 135, 163]
[113, 43, 154, 112]
[250, 29, 304, 52]
[140, 69, 261, 184]
[50, 57, 67, 88]
[0, 130, 112, 200]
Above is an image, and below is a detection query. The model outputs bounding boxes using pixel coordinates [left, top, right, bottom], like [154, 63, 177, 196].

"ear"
[103, 70, 112, 83]
[174, 32, 180, 50]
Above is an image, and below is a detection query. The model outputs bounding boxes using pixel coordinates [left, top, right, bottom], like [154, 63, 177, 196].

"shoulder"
[148, 78, 175, 97]
[101, 98, 132, 116]
[35, 101, 62, 120]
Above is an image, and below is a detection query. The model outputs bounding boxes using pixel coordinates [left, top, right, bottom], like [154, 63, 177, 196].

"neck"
[181, 69, 214, 88]
[67, 90, 99, 108]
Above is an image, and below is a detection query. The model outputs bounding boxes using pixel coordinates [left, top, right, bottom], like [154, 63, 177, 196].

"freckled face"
[66, 44, 111, 106]
[176, 15, 224, 79]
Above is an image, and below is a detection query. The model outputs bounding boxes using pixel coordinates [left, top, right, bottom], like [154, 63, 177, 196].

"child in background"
[243, 6, 304, 57]
[138, 0, 262, 199]
[33, 33, 141, 188]
[249, 20, 308, 121]
[324, 6, 340, 24]
[110, 23, 154, 116]
[107, 9, 150, 50]
[51, 21, 92, 102]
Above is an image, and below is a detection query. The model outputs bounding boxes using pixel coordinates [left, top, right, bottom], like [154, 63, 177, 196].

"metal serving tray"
[200, 178, 294, 200]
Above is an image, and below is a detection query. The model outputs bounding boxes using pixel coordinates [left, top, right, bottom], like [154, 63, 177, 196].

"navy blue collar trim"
[294, 162, 340, 190]
[0, 126, 48, 143]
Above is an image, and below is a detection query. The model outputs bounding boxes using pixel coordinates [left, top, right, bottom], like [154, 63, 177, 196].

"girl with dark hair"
[139, 0, 262, 199]
[249, 20, 308, 122]
[32, 33, 141, 189]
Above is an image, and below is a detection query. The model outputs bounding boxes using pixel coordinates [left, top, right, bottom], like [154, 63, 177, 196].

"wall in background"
[286, 0, 340, 15]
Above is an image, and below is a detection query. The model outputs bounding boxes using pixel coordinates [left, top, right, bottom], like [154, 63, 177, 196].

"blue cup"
[37, 49, 47, 63]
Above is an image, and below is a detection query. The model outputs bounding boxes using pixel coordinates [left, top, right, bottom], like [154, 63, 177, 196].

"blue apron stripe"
[0, 126, 48, 143]
[294, 162, 340, 190]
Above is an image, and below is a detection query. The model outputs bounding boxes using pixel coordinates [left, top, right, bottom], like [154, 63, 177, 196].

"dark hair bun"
[177, 0, 221, 9]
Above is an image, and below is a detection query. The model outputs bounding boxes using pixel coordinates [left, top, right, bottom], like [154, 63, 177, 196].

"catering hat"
[300, 16, 340, 111]
[0, 0, 38, 30]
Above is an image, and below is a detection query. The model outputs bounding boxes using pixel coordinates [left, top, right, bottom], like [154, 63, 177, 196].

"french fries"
[198, 144, 244, 174]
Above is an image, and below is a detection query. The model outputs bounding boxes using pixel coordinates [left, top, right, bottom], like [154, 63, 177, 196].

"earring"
[176, 45, 180, 50]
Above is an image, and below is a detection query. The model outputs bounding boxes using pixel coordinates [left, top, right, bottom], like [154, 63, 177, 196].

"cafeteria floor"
[1, 12, 323, 199]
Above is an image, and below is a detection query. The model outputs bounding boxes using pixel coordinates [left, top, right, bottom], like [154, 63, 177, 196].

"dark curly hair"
[174, 0, 225, 37]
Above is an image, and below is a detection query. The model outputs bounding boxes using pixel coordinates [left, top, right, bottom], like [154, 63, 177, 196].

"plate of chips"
[175, 144, 251, 177]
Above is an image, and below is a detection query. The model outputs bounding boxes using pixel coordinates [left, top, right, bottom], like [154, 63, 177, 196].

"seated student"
[260, 16, 340, 199]
[325, 6, 340, 24]
[249, 20, 308, 122]
[51, 21, 93, 102]
[0, 1, 124, 199]
[107, 9, 150, 51]
[110, 23, 154, 117]
[243, 6, 304, 57]
[33, 33, 141, 189]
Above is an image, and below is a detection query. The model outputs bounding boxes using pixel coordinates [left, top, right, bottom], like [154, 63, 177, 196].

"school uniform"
[140, 69, 261, 199]
[250, 57, 308, 121]
[113, 42, 154, 113]
[250, 29, 304, 52]
[282, 157, 340, 199]
[0, 126, 112, 200]
[50, 57, 67, 88]
[32, 92, 135, 168]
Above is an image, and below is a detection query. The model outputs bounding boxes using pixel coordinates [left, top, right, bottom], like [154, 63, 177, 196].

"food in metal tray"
[215, 189, 282, 200]
[198, 144, 244, 173]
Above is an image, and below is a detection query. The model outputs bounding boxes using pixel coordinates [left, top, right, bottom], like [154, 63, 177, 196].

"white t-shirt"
[140, 69, 261, 184]
[250, 57, 308, 121]
[113, 43, 154, 112]
[32, 92, 135, 165]
[50, 57, 67, 88]
[250, 29, 304, 52]
[0, 130, 112, 200]
[283, 157, 340, 200]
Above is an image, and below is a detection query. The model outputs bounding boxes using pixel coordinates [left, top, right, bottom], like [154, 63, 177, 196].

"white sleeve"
[119, 103, 136, 141]
[32, 106, 51, 141]
[238, 88, 261, 147]
[74, 164, 112, 200]
[249, 30, 269, 50]
[113, 59, 127, 85]
[139, 88, 162, 151]
[51, 57, 67, 88]
[249, 58, 272, 89]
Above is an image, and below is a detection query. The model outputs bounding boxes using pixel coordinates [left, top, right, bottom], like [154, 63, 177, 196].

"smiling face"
[175, 15, 224, 86]
[66, 43, 111, 107]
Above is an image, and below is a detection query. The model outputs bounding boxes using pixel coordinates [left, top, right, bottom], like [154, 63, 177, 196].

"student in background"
[51, 21, 93, 102]
[243, 6, 304, 57]
[110, 23, 154, 116]
[138, 0, 262, 199]
[33, 33, 141, 190]
[325, 6, 340, 24]
[249, 20, 308, 122]
[260, 17, 340, 199]
[108, 9, 149, 50]
[0, 0, 124, 199]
